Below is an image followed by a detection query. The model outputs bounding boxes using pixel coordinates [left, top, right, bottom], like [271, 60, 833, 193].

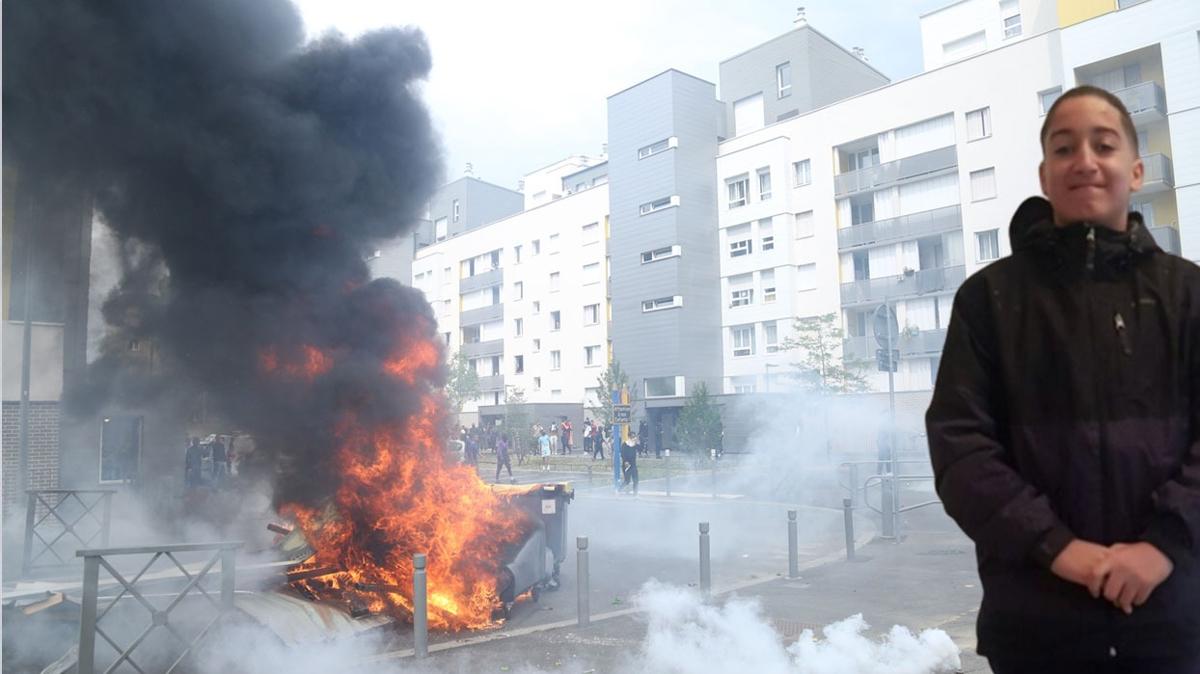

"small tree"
[675, 382, 723, 454]
[445, 351, 480, 415]
[588, 360, 630, 428]
[504, 386, 531, 457]
[780, 313, 869, 395]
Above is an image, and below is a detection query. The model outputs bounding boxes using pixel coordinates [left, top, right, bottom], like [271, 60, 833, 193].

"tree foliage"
[675, 381, 723, 454]
[780, 312, 869, 394]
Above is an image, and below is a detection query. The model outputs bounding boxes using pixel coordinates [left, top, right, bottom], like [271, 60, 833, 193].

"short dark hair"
[1040, 85, 1138, 156]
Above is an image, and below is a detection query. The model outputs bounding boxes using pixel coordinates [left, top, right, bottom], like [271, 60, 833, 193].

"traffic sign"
[613, 404, 632, 423]
[872, 304, 899, 349]
[876, 348, 900, 372]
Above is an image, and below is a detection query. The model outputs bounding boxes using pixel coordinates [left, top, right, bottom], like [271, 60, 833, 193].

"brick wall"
[2, 401, 61, 518]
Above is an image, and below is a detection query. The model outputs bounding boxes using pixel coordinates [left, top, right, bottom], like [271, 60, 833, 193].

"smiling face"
[1039, 94, 1143, 231]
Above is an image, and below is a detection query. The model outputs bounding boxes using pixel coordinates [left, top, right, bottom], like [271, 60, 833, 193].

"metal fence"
[23, 489, 115, 577]
[77, 541, 242, 674]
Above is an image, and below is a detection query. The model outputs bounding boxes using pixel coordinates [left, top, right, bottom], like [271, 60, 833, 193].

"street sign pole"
[611, 388, 621, 491]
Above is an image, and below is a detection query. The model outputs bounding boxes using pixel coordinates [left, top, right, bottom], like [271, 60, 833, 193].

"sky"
[294, 0, 952, 191]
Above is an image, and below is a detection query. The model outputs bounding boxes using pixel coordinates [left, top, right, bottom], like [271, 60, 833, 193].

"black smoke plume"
[4, 0, 445, 506]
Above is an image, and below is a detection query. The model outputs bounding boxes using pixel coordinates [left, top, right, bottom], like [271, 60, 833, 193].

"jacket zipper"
[1086, 226, 1097, 273]
[1114, 312, 1132, 356]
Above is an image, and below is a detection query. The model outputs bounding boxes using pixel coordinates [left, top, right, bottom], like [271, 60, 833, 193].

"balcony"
[1114, 80, 1167, 126]
[834, 145, 958, 198]
[460, 303, 503, 326]
[1140, 153, 1174, 195]
[843, 328, 949, 362]
[840, 265, 966, 308]
[461, 339, 504, 359]
[478, 374, 505, 392]
[838, 205, 961, 251]
[458, 267, 503, 294]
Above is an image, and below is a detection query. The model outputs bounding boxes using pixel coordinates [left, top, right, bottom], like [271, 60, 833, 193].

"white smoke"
[629, 581, 961, 674]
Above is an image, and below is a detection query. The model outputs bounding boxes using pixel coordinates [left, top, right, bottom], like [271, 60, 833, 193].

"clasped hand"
[1050, 540, 1173, 614]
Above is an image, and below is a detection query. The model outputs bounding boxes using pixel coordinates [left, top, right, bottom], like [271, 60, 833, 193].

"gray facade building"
[430, 176, 524, 243]
[607, 70, 725, 444]
[719, 25, 890, 132]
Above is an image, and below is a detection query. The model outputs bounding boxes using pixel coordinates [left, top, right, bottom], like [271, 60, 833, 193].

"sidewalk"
[366, 513, 991, 673]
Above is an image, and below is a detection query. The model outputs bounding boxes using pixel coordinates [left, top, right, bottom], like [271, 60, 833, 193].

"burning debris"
[6, 0, 547, 631]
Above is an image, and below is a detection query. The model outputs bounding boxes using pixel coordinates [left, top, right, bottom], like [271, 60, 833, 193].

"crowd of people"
[183, 434, 236, 489]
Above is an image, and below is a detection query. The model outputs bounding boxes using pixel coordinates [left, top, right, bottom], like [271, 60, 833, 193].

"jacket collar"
[1007, 196, 1158, 276]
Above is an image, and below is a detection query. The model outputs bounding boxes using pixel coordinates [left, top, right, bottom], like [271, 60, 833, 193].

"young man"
[927, 86, 1200, 672]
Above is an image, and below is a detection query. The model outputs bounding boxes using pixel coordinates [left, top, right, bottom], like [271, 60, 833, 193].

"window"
[966, 107, 991, 141]
[797, 263, 817, 290]
[1003, 14, 1022, 39]
[582, 222, 600, 244]
[732, 325, 755, 357]
[760, 219, 775, 251]
[776, 62, 792, 98]
[549, 233, 560, 254]
[550, 310, 561, 331]
[762, 235, 775, 251]
[532, 300, 540, 314]
[970, 168, 997, 201]
[514, 244, 522, 264]
[514, 318, 523, 336]
[645, 376, 680, 398]
[550, 272, 560, 292]
[1039, 87, 1062, 115]
[730, 288, 753, 308]
[762, 270, 776, 303]
[584, 304, 600, 325]
[435, 217, 448, 241]
[792, 159, 811, 187]
[533, 338, 541, 352]
[514, 355, 524, 373]
[851, 198, 874, 225]
[443, 332, 451, 345]
[532, 239, 541, 255]
[730, 239, 752, 257]
[100, 415, 142, 483]
[513, 281, 523, 300]
[640, 196, 676, 215]
[764, 321, 779, 353]
[452, 199, 461, 222]
[977, 229, 1000, 261]
[551, 350, 561, 370]
[642, 296, 683, 312]
[758, 167, 772, 201]
[638, 137, 677, 159]
[533, 376, 541, 390]
[551, 389, 563, 399]
[582, 262, 600, 285]
[641, 245, 681, 263]
[732, 377, 756, 394]
[794, 211, 815, 238]
[585, 345, 600, 366]
[727, 176, 749, 209]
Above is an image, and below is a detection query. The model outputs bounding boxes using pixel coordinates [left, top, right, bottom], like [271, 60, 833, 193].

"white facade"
[410, 179, 610, 416]
[520, 155, 607, 209]
[919, 0, 1057, 70]
[717, 0, 1199, 396]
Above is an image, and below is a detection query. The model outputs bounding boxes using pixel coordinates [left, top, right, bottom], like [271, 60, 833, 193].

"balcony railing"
[1114, 80, 1167, 123]
[834, 145, 958, 197]
[1140, 153, 1174, 193]
[477, 374, 505, 392]
[842, 328, 949, 361]
[460, 303, 503, 326]
[838, 205, 961, 251]
[458, 267, 503, 294]
[840, 265, 966, 307]
[461, 339, 504, 359]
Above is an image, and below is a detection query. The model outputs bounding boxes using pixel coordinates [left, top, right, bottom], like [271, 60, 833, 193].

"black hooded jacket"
[927, 197, 1200, 660]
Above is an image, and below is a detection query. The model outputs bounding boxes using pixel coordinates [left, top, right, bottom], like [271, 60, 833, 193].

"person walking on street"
[620, 435, 639, 496]
[538, 429, 552, 472]
[927, 86, 1200, 674]
[184, 437, 203, 488]
[210, 435, 228, 488]
[495, 433, 512, 482]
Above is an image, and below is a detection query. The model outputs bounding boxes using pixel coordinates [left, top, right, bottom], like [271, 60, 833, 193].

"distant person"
[620, 435, 639, 495]
[583, 420, 594, 456]
[592, 423, 606, 461]
[538, 429, 552, 472]
[495, 433, 512, 482]
[210, 436, 228, 487]
[561, 418, 573, 454]
[184, 437, 203, 487]
[927, 86, 1200, 673]
[638, 420, 649, 458]
[465, 434, 480, 466]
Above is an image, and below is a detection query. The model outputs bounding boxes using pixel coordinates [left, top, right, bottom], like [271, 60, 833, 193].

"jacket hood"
[1008, 196, 1159, 272]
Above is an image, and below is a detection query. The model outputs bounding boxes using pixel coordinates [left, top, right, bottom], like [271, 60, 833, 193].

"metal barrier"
[837, 460, 929, 507]
[23, 489, 116, 577]
[860, 474, 941, 540]
[77, 541, 242, 674]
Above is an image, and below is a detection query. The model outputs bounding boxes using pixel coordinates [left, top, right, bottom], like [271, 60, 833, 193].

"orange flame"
[276, 330, 532, 630]
[258, 345, 333, 380]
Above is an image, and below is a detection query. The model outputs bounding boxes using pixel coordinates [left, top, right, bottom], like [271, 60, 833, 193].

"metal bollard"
[710, 449, 718, 499]
[843, 498, 855, 561]
[665, 449, 671, 497]
[787, 510, 799, 578]
[413, 553, 428, 658]
[881, 475, 896, 539]
[699, 522, 711, 597]
[577, 537, 590, 627]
